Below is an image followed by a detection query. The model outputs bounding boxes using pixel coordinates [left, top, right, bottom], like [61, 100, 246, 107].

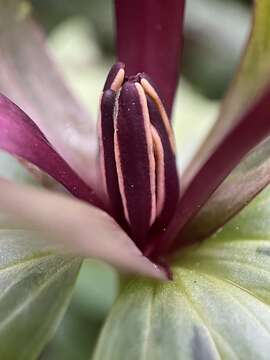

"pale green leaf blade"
[93, 276, 223, 360]
[179, 186, 270, 304]
[0, 230, 81, 359]
[94, 185, 270, 359]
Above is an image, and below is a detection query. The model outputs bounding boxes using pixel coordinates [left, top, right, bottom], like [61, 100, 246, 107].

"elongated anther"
[141, 75, 176, 153]
[147, 95, 179, 229]
[99, 90, 124, 220]
[151, 125, 165, 216]
[103, 62, 125, 91]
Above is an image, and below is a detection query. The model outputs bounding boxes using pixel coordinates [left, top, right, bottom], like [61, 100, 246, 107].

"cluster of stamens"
[98, 63, 179, 248]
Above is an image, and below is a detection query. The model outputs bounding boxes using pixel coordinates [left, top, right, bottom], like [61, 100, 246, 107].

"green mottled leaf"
[94, 185, 270, 360]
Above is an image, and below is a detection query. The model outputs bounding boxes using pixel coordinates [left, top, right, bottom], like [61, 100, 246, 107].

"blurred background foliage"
[28, 0, 252, 358]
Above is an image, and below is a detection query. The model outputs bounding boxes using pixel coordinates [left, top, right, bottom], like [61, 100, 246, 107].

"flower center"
[98, 63, 179, 247]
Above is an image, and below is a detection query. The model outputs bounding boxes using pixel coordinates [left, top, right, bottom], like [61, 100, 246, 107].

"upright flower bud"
[98, 63, 179, 247]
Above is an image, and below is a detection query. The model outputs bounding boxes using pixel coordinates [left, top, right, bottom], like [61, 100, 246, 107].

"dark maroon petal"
[162, 85, 270, 253]
[179, 138, 270, 244]
[0, 94, 100, 206]
[114, 82, 156, 244]
[103, 62, 125, 91]
[115, 0, 185, 116]
[99, 90, 124, 220]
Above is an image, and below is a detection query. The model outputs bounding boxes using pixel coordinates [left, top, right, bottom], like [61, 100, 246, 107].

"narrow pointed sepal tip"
[135, 257, 169, 281]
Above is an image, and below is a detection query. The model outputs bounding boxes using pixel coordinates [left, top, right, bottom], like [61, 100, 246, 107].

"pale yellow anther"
[110, 69, 125, 92]
[151, 126, 165, 217]
[134, 82, 157, 226]
[141, 78, 176, 153]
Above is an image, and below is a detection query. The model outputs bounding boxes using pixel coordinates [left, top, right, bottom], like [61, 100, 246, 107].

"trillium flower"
[0, 0, 269, 272]
[0, 0, 183, 279]
[2, 0, 270, 358]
